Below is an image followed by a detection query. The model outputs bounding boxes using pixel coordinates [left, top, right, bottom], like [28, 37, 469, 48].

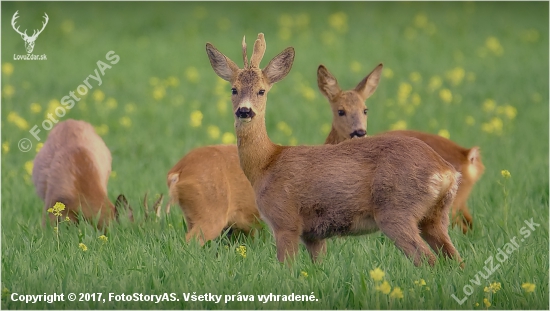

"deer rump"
[254, 135, 458, 240]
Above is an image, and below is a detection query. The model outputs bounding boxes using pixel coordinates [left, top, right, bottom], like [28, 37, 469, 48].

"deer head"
[11, 11, 49, 54]
[206, 33, 295, 127]
[318, 64, 383, 142]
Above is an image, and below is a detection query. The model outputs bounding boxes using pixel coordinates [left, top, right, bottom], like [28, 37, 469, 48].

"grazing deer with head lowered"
[32, 119, 133, 229]
[165, 145, 260, 245]
[206, 33, 464, 267]
[317, 64, 485, 233]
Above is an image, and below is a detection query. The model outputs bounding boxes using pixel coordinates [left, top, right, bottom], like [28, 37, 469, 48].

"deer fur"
[206, 33, 463, 267]
[32, 119, 132, 229]
[165, 145, 260, 245]
[317, 64, 485, 233]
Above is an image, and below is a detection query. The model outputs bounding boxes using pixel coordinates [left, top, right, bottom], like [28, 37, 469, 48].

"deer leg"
[420, 221, 463, 266]
[377, 217, 436, 266]
[302, 237, 327, 263]
[185, 218, 226, 246]
[274, 229, 300, 264]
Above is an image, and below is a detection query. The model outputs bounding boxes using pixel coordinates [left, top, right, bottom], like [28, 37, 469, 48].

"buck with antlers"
[317, 64, 485, 233]
[11, 11, 49, 54]
[33, 119, 133, 229]
[205, 33, 464, 267]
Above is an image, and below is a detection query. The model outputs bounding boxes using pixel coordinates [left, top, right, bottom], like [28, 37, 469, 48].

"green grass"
[1, 1, 548, 309]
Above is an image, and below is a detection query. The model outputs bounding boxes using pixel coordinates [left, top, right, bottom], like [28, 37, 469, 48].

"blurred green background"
[1, 1, 548, 309]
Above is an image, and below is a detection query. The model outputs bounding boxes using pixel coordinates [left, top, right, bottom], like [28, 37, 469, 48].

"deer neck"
[235, 116, 279, 186]
[324, 125, 347, 145]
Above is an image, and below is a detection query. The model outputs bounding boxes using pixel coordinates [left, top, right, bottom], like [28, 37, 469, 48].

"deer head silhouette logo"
[11, 11, 49, 54]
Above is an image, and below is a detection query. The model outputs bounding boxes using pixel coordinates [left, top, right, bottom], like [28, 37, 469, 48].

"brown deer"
[317, 64, 485, 233]
[206, 33, 464, 267]
[165, 145, 260, 245]
[32, 119, 133, 229]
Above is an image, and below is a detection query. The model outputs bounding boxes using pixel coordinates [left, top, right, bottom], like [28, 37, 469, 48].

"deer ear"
[206, 43, 239, 82]
[355, 63, 383, 101]
[317, 65, 342, 101]
[262, 47, 294, 84]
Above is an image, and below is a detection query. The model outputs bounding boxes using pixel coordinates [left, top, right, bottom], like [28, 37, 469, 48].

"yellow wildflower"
[221, 132, 236, 145]
[300, 271, 308, 278]
[217, 98, 228, 115]
[328, 12, 348, 33]
[446, 67, 465, 86]
[390, 120, 407, 131]
[439, 89, 453, 103]
[125, 103, 136, 113]
[47, 202, 66, 217]
[105, 97, 117, 109]
[278, 27, 291, 41]
[522, 282, 535, 293]
[36, 142, 44, 153]
[65, 216, 70, 222]
[2, 141, 9, 154]
[350, 61, 361, 73]
[152, 86, 165, 101]
[236, 245, 246, 258]
[98, 235, 108, 243]
[383, 68, 394, 79]
[483, 99, 496, 112]
[369, 268, 385, 281]
[475, 302, 479, 307]
[301, 86, 316, 101]
[94, 124, 109, 136]
[414, 13, 428, 28]
[409, 72, 422, 83]
[30, 103, 42, 113]
[398, 82, 412, 104]
[53, 227, 58, 234]
[289, 137, 298, 146]
[166, 76, 179, 88]
[92, 90, 105, 102]
[3, 85, 15, 98]
[375, 280, 391, 294]
[483, 298, 491, 308]
[411, 93, 421, 106]
[110, 171, 117, 179]
[2, 63, 14, 76]
[207, 125, 220, 140]
[503, 105, 517, 120]
[501, 170, 511, 179]
[486, 37, 503, 56]
[428, 76, 442, 92]
[484, 282, 502, 293]
[7, 112, 29, 130]
[414, 279, 427, 286]
[389, 287, 403, 299]
[186, 67, 200, 83]
[79, 243, 88, 252]
[277, 121, 292, 136]
[438, 129, 450, 139]
[45, 99, 60, 118]
[190, 110, 203, 128]
[24, 160, 33, 176]
[119, 116, 132, 128]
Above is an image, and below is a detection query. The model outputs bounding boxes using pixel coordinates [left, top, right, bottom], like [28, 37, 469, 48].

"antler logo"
[11, 10, 49, 54]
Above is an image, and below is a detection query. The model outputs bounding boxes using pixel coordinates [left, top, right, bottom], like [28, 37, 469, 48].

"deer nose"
[350, 129, 367, 138]
[235, 107, 256, 120]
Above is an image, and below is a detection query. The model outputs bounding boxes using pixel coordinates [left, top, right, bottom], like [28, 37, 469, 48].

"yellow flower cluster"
[522, 282, 535, 293]
[98, 235, 108, 243]
[236, 245, 246, 258]
[47, 202, 66, 217]
[7, 112, 29, 130]
[369, 267, 403, 299]
[484, 282, 502, 294]
[79, 243, 88, 252]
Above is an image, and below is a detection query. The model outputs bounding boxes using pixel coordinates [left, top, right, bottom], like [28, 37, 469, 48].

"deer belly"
[302, 208, 379, 240]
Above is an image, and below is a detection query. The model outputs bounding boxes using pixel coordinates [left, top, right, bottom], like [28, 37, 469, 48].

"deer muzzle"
[350, 129, 367, 138]
[235, 107, 256, 122]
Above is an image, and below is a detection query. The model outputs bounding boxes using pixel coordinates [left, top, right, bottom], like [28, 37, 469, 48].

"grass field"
[1, 1, 548, 309]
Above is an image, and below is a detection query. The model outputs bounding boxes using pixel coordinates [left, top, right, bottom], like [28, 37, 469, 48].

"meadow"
[1, 1, 548, 309]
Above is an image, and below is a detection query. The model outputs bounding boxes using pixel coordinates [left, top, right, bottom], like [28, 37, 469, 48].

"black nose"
[350, 129, 367, 138]
[235, 107, 256, 119]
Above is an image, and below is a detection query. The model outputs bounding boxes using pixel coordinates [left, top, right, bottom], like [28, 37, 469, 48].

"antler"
[30, 13, 48, 39]
[250, 33, 266, 68]
[11, 11, 28, 38]
[242, 36, 249, 69]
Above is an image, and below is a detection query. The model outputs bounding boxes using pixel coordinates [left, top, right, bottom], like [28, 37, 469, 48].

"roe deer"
[165, 145, 260, 245]
[206, 33, 464, 267]
[32, 119, 133, 229]
[317, 64, 485, 233]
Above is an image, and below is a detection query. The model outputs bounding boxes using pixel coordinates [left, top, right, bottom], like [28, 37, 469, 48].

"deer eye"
[258, 90, 265, 96]
[364, 108, 368, 115]
[338, 110, 345, 116]
[231, 88, 238, 95]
